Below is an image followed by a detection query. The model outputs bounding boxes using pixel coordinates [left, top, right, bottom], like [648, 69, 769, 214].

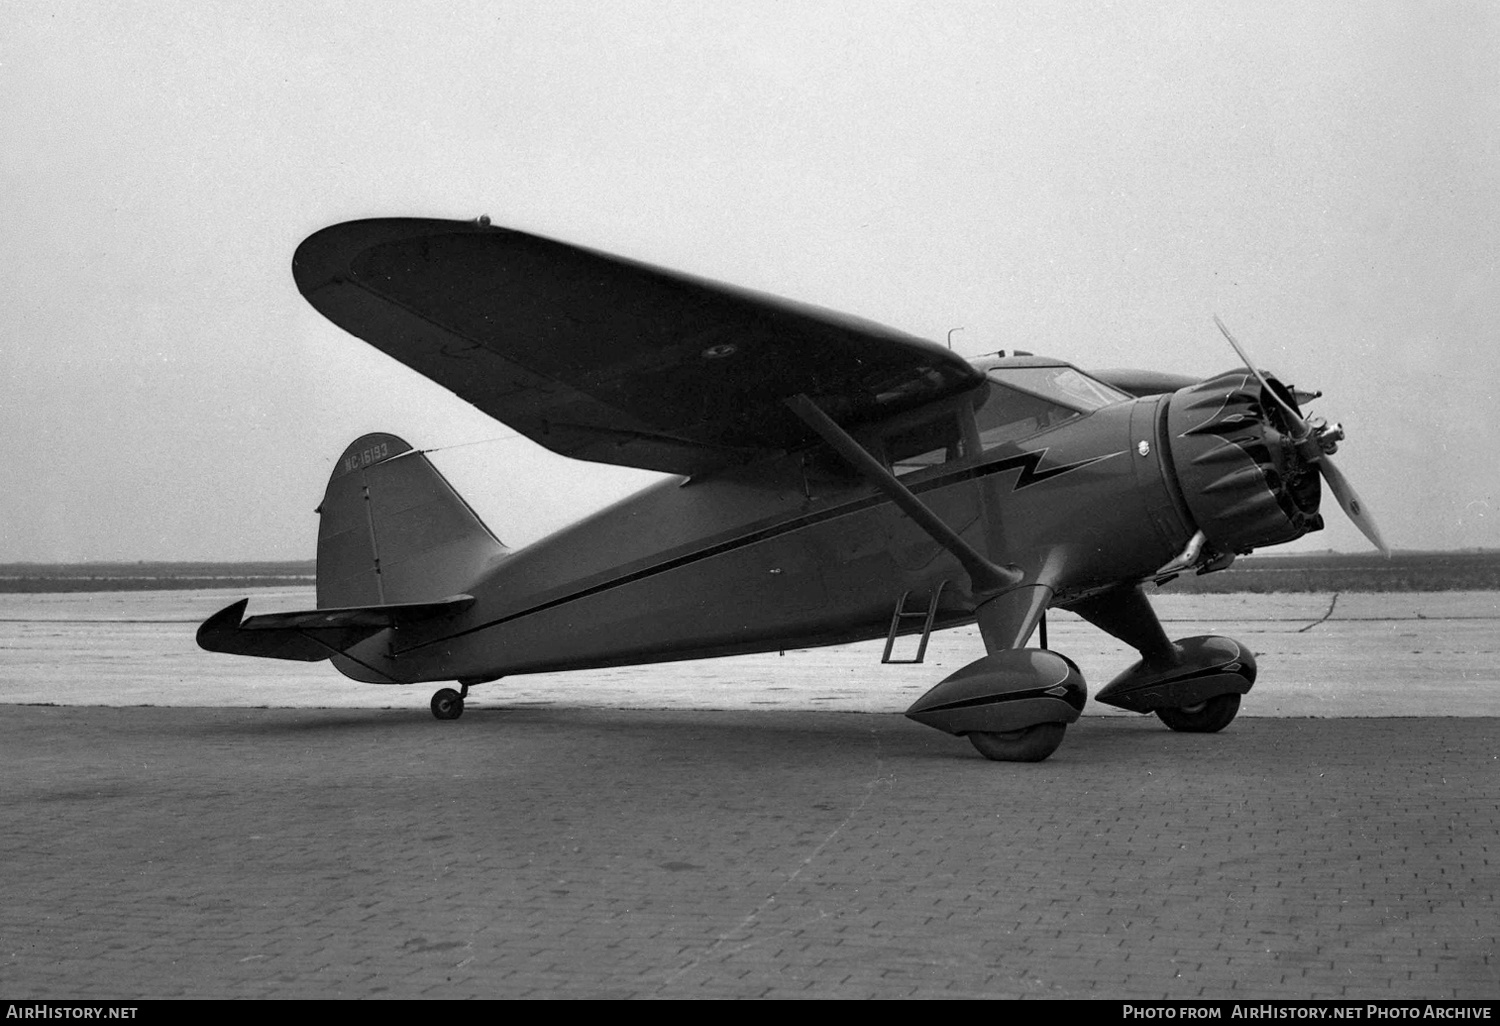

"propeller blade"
[1213, 315, 1309, 436]
[1213, 316, 1389, 557]
[1316, 453, 1390, 556]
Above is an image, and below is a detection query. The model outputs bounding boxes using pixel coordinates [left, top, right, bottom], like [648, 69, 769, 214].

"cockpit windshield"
[975, 365, 1130, 451]
[991, 366, 1130, 410]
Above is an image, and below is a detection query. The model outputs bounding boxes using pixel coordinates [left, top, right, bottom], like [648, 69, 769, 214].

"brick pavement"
[0, 706, 1494, 999]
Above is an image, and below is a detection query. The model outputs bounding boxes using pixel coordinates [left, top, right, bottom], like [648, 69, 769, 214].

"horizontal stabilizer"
[196, 594, 474, 662]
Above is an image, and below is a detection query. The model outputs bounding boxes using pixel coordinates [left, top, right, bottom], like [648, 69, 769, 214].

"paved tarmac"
[1, 707, 1494, 999]
[1, 589, 1496, 999]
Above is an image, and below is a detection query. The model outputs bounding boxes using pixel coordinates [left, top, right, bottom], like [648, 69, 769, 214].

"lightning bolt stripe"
[967, 448, 1127, 492]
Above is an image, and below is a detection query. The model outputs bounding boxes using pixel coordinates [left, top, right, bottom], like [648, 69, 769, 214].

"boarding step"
[881, 581, 948, 664]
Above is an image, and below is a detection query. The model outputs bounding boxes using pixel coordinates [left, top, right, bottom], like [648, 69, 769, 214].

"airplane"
[198, 216, 1385, 762]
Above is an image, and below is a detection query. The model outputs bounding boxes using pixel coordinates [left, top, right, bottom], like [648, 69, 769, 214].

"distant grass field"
[1157, 550, 1500, 593]
[0, 561, 316, 593]
[3, 551, 1497, 593]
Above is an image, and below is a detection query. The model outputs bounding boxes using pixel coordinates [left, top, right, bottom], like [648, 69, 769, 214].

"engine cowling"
[1166, 370, 1323, 553]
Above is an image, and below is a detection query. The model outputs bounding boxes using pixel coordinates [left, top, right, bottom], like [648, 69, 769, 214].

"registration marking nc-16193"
[342, 442, 391, 474]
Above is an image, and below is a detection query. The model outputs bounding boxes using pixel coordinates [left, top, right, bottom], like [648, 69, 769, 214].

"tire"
[431, 688, 464, 720]
[1156, 692, 1240, 733]
[967, 722, 1066, 762]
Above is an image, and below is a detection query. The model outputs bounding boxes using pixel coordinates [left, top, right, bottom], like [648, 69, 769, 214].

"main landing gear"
[1076, 586, 1256, 732]
[905, 647, 1088, 763]
[906, 584, 1257, 762]
[430, 683, 468, 720]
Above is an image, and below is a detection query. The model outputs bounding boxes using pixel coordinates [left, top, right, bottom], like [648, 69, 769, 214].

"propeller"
[1213, 316, 1389, 556]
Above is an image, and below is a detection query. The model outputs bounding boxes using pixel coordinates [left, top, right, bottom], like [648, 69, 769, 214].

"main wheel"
[431, 688, 464, 720]
[967, 722, 1066, 763]
[1156, 692, 1240, 733]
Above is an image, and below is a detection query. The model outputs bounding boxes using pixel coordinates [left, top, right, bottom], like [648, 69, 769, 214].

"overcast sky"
[3, 1, 1496, 561]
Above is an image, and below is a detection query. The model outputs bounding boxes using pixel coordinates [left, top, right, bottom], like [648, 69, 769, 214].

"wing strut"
[784, 394, 1023, 599]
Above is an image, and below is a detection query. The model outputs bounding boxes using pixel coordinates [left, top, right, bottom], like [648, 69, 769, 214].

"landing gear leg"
[431, 683, 467, 721]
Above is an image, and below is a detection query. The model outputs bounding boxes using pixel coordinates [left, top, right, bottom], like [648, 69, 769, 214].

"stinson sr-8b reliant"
[199, 217, 1384, 762]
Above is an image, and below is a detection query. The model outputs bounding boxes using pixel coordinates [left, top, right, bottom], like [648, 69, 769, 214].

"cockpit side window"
[974, 365, 1129, 451]
[884, 413, 964, 476]
[974, 386, 1078, 450]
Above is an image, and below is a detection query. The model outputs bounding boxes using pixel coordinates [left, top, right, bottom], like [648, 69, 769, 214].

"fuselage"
[337, 356, 1236, 684]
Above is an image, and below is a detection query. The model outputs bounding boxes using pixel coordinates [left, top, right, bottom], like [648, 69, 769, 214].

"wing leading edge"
[293, 218, 984, 476]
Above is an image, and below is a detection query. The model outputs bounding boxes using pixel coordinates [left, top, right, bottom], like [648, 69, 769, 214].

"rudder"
[317, 433, 509, 608]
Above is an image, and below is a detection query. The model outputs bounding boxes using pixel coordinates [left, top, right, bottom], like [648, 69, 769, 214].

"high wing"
[293, 218, 984, 476]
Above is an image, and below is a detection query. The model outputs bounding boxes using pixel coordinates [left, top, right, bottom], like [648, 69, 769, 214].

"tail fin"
[316, 433, 509, 608]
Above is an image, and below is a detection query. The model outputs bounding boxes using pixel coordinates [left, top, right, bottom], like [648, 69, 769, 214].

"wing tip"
[292, 217, 494, 298]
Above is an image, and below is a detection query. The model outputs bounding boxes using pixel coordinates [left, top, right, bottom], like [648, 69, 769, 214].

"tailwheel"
[1156, 693, 1240, 733]
[967, 722, 1066, 763]
[430, 687, 464, 721]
